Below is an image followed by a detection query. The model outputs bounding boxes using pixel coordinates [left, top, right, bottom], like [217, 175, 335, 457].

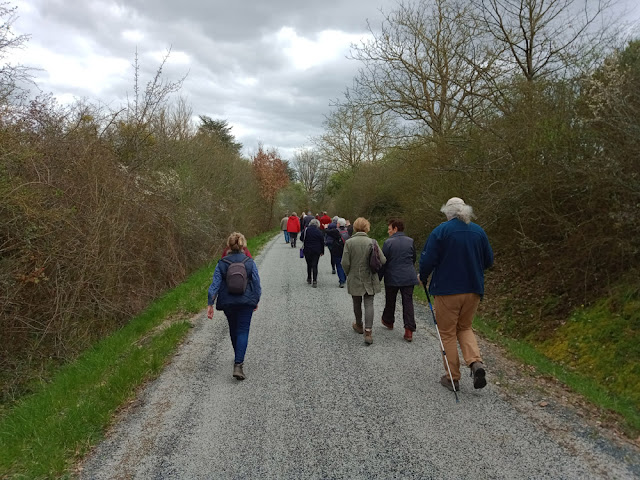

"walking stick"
[423, 283, 460, 403]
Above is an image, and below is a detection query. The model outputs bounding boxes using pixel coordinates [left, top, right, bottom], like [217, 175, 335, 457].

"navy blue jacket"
[325, 222, 337, 247]
[419, 218, 493, 296]
[208, 253, 261, 310]
[381, 232, 419, 287]
[300, 225, 325, 255]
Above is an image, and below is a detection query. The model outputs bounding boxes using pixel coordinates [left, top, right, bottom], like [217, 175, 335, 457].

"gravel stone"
[80, 236, 640, 479]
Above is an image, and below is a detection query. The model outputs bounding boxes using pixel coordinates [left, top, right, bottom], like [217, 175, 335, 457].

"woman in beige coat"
[341, 217, 386, 344]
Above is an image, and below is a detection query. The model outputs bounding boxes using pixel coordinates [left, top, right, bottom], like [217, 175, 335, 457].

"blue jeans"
[283, 230, 290, 243]
[223, 305, 254, 364]
[335, 256, 346, 284]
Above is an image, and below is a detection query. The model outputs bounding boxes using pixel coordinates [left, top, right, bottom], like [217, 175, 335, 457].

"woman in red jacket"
[287, 212, 301, 248]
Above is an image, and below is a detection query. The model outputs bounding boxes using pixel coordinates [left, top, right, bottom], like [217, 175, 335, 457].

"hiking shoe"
[352, 322, 364, 334]
[440, 375, 459, 392]
[312, 281, 318, 288]
[233, 363, 245, 381]
[470, 361, 487, 389]
[381, 318, 394, 330]
[403, 328, 413, 342]
[364, 329, 373, 345]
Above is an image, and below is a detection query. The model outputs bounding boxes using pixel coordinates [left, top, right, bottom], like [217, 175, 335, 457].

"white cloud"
[272, 27, 363, 71]
[149, 49, 191, 65]
[122, 29, 144, 43]
[24, 43, 130, 97]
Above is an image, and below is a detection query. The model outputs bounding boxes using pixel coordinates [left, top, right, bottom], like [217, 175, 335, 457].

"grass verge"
[0, 230, 276, 479]
[414, 284, 640, 437]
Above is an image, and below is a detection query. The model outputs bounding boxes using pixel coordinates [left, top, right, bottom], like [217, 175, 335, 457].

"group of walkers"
[208, 197, 494, 396]
[280, 211, 352, 288]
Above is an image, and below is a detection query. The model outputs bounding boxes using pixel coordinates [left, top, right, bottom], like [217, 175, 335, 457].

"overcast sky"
[9, 0, 640, 159]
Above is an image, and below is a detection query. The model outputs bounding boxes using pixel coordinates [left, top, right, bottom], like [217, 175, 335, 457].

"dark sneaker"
[233, 363, 245, 380]
[440, 375, 459, 392]
[307, 278, 312, 284]
[332, 269, 336, 274]
[312, 281, 317, 288]
[339, 282, 345, 288]
[403, 328, 413, 342]
[381, 318, 394, 330]
[364, 329, 373, 345]
[470, 362, 487, 389]
[352, 322, 364, 334]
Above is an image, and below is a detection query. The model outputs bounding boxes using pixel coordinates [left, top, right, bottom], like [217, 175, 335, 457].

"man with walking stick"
[419, 197, 494, 392]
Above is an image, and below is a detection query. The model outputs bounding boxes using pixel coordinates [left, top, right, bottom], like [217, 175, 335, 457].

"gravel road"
[80, 235, 640, 479]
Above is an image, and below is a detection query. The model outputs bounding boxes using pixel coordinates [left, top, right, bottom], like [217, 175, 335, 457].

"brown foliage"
[251, 144, 289, 229]
[0, 95, 264, 402]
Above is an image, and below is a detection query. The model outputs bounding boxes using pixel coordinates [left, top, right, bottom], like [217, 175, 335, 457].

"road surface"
[81, 235, 640, 479]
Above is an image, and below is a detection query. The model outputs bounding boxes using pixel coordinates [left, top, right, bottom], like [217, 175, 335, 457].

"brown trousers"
[434, 293, 483, 381]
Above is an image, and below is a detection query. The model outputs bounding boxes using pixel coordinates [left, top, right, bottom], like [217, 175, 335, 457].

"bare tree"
[292, 148, 327, 198]
[471, 0, 615, 81]
[313, 102, 395, 172]
[0, 3, 34, 103]
[350, 0, 496, 139]
[115, 47, 187, 169]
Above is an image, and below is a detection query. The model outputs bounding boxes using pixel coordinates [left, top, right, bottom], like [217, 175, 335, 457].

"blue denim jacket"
[208, 253, 261, 309]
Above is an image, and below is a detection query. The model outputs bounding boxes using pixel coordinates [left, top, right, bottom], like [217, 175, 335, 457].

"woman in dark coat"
[300, 218, 325, 287]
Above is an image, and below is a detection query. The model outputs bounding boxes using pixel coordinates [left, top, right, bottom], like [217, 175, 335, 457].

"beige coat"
[342, 232, 387, 296]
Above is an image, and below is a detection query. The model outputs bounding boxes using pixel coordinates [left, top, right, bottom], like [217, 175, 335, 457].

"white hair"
[337, 217, 346, 227]
[309, 218, 321, 227]
[440, 197, 475, 224]
[332, 216, 339, 223]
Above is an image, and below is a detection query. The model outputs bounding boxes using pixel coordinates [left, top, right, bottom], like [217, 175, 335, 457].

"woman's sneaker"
[233, 363, 245, 380]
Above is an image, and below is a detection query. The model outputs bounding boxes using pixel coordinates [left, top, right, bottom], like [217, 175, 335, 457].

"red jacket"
[287, 215, 301, 233]
[319, 214, 332, 230]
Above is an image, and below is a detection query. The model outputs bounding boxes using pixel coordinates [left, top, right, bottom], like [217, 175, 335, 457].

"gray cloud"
[14, 0, 400, 158]
[14, 0, 639, 159]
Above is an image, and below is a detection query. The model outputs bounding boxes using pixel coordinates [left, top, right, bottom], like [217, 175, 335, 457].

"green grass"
[0, 230, 276, 479]
[414, 283, 640, 436]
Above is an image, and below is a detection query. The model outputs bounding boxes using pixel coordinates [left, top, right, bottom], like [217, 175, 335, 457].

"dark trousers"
[382, 285, 416, 331]
[289, 232, 298, 247]
[352, 294, 374, 330]
[305, 252, 321, 281]
[224, 305, 254, 364]
[328, 246, 336, 270]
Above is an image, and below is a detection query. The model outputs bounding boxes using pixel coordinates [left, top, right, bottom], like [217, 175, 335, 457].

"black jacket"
[325, 226, 349, 258]
[301, 225, 325, 255]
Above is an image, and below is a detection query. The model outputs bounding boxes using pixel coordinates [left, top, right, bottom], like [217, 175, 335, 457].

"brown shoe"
[381, 318, 394, 330]
[352, 322, 364, 334]
[403, 328, 413, 342]
[364, 329, 373, 345]
[233, 363, 245, 380]
[440, 375, 459, 392]
[470, 361, 487, 389]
